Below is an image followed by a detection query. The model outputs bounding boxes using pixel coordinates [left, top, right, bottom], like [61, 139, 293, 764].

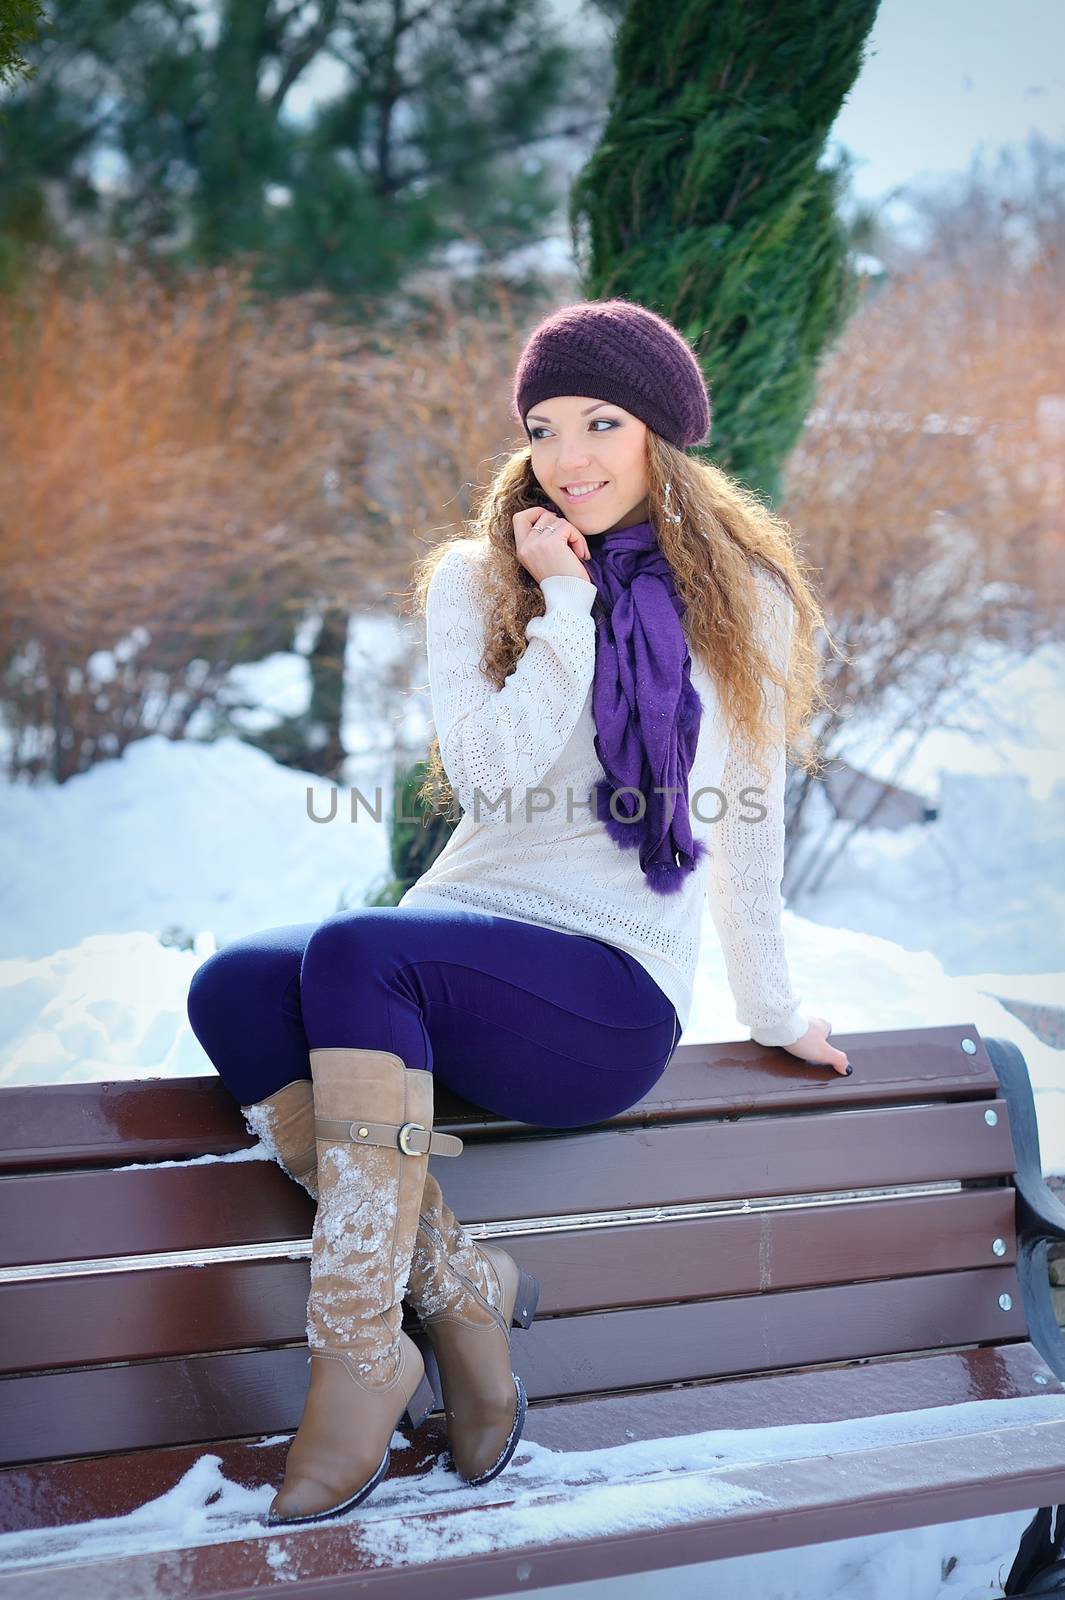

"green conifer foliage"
[569, 0, 880, 501]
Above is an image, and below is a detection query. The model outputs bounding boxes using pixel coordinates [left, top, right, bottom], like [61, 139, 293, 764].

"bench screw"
[998, 1293, 1012, 1311]
[961, 1037, 977, 1055]
[984, 1109, 998, 1125]
[992, 1238, 1006, 1256]
[1035, 1374, 1049, 1384]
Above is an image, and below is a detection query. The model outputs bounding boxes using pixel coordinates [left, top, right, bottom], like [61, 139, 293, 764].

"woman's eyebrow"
[527, 402, 614, 423]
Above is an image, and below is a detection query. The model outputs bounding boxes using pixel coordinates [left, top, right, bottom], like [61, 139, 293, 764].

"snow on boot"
[406, 1168, 539, 1485]
[240, 1077, 319, 1201]
[267, 1048, 462, 1524]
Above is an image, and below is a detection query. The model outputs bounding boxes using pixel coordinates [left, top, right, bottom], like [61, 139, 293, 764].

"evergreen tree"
[569, 0, 880, 502]
[1, 0, 603, 304]
[0, 0, 43, 92]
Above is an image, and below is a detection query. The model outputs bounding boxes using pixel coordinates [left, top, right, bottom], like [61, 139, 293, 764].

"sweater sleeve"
[425, 543, 597, 824]
[705, 570, 808, 1048]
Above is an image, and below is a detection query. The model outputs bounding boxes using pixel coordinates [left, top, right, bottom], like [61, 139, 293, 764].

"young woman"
[186, 296, 848, 1530]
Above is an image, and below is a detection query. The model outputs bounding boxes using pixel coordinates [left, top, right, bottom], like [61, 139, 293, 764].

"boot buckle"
[398, 1121, 429, 1155]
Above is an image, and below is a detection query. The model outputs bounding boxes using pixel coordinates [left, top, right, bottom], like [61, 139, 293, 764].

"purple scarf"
[581, 520, 708, 895]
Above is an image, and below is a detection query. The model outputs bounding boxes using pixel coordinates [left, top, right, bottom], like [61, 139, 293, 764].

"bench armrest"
[984, 1036, 1065, 1242]
[984, 1036, 1065, 1384]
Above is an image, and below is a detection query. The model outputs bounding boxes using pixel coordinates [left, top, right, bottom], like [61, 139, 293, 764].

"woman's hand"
[782, 1016, 851, 1074]
[512, 505, 593, 585]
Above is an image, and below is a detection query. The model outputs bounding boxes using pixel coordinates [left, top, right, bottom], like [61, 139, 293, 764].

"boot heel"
[408, 1327, 444, 1406]
[422, 1338, 444, 1407]
[511, 1269, 540, 1329]
[403, 1371, 437, 1430]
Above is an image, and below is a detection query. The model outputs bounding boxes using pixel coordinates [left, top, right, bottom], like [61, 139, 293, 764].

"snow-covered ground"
[1, 631, 1061, 1162]
[797, 637, 1065, 977]
[1, 625, 1063, 1595]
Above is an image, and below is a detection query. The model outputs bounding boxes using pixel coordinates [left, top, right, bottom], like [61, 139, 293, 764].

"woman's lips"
[561, 482, 608, 503]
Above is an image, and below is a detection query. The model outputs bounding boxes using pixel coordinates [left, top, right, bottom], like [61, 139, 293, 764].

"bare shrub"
[0, 262, 385, 781]
[326, 276, 561, 761]
[781, 151, 1065, 893]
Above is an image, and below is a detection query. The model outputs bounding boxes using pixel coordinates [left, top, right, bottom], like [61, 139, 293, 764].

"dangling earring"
[662, 482, 682, 525]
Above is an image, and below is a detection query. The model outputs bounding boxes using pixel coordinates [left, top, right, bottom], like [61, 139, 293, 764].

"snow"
[2, 1400, 1064, 1591]
[0, 735, 396, 964]
[1, 628, 1063, 1594]
[2, 640, 1061, 1165]
[786, 638, 1065, 976]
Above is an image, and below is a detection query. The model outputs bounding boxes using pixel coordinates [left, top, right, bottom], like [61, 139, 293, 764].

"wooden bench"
[3, 1023, 1065, 1597]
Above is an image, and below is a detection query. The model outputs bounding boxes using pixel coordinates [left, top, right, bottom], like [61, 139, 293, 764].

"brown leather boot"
[240, 1078, 319, 1201]
[267, 1047, 463, 1526]
[406, 1168, 540, 1485]
[242, 1077, 540, 1486]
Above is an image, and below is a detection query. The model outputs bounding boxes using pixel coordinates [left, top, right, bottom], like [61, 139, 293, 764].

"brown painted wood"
[2, 1345, 311, 1469]
[1, 1266, 1030, 1466]
[4, 1395, 1065, 1598]
[511, 1266, 1030, 1401]
[1, 1344, 1053, 1535]
[497, 1188, 1018, 1316]
[0, 1159, 319, 1269]
[1, 1099, 1018, 1272]
[518, 1341, 1058, 1451]
[1, 1189, 1018, 1374]
[438, 1097, 1017, 1222]
[0, 1024, 999, 1173]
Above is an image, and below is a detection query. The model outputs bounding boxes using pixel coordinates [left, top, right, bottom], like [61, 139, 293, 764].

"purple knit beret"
[511, 297, 712, 451]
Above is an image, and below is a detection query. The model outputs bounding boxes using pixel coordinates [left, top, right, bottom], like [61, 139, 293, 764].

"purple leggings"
[186, 904, 680, 1129]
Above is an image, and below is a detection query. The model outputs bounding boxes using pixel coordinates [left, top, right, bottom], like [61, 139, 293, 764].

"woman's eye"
[530, 419, 617, 440]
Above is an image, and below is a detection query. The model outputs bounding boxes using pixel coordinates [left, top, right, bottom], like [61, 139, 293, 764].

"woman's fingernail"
[845, 1064, 853, 1074]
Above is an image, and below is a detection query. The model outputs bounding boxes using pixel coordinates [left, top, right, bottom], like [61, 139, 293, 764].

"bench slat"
[0, 1099, 1017, 1270]
[1, 1343, 1054, 1534]
[1, 1266, 1030, 1465]
[3, 1379, 1065, 1596]
[0, 1026, 999, 1172]
[1, 1190, 1017, 1373]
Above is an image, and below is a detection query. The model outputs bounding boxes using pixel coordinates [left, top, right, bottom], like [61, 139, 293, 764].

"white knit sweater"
[397, 539, 808, 1046]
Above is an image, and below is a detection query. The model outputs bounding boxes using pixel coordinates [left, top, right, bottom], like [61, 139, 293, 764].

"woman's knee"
[186, 947, 236, 1033]
[300, 909, 394, 985]
[186, 933, 303, 1036]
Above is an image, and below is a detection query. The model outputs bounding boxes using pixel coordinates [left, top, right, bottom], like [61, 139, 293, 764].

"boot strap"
[315, 1117, 463, 1158]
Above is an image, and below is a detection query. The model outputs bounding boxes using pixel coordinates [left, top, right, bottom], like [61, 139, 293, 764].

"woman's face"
[526, 395, 651, 534]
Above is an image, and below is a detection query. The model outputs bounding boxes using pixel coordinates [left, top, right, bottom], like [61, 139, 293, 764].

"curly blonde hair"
[409, 428, 832, 822]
